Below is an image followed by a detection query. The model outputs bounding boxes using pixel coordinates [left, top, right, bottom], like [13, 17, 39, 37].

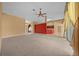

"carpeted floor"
[1, 34, 73, 56]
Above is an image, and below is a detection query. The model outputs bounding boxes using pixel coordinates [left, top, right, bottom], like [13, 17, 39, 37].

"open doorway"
[28, 24, 32, 33]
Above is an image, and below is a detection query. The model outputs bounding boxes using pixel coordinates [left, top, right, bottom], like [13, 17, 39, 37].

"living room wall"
[0, 2, 25, 38]
[0, 3, 2, 37]
[1, 13, 25, 38]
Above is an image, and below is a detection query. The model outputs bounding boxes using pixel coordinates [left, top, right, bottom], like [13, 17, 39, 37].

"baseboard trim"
[1, 33, 26, 39]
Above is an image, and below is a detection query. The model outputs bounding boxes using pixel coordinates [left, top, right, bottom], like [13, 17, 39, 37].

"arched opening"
[28, 24, 32, 33]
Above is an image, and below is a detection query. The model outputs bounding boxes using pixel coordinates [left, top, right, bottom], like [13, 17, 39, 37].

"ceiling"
[2, 2, 66, 22]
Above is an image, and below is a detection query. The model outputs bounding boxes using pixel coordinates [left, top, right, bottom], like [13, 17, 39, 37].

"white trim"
[1, 33, 26, 39]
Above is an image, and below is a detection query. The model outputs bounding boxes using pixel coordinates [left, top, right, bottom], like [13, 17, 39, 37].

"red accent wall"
[34, 23, 47, 34]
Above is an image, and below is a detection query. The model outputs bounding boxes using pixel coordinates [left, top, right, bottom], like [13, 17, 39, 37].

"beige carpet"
[1, 34, 73, 56]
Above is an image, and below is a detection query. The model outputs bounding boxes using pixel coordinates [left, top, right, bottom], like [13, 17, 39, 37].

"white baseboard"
[1, 33, 26, 39]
